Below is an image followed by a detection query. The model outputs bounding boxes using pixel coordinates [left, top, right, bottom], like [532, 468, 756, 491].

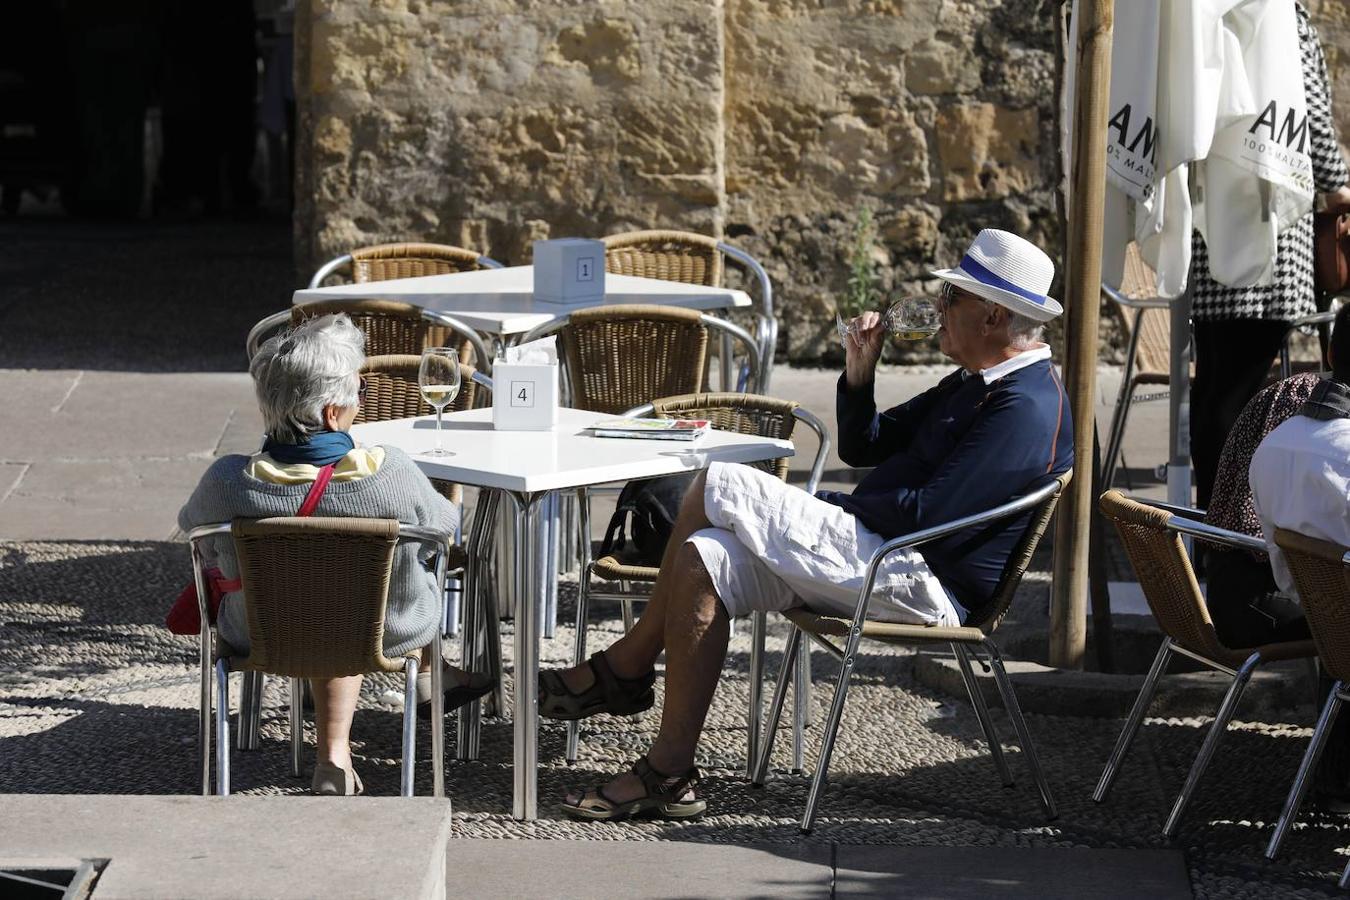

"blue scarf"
[262, 430, 356, 466]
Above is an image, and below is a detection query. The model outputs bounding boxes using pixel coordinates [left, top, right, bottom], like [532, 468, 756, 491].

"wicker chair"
[603, 230, 777, 391]
[187, 516, 454, 798]
[307, 242, 503, 289]
[752, 472, 1071, 832]
[1263, 529, 1350, 883]
[564, 393, 833, 771]
[1094, 491, 1317, 837]
[519, 303, 762, 411]
[1100, 245, 1175, 490]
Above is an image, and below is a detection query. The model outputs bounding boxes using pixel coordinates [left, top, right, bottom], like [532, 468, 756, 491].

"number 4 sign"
[510, 380, 536, 408]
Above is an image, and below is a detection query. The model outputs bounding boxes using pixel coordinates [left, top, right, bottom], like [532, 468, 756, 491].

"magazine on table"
[588, 417, 711, 441]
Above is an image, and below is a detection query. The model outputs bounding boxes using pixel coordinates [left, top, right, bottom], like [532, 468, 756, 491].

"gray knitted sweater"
[177, 446, 458, 659]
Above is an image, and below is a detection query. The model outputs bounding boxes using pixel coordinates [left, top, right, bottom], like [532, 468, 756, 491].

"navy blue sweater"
[820, 358, 1073, 618]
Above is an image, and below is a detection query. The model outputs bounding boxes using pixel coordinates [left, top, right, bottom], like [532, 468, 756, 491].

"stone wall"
[295, 0, 1350, 364]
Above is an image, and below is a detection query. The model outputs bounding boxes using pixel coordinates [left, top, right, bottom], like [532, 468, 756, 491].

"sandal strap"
[631, 756, 700, 801]
[588, 651, 656, 702]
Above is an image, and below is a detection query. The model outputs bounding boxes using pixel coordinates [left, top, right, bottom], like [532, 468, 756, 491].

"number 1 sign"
[532, 238, 606, 305]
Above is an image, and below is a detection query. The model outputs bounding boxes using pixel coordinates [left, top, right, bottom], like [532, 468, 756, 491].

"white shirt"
[1249, 415, 1350, 595]
[976, 344, 1052, 385]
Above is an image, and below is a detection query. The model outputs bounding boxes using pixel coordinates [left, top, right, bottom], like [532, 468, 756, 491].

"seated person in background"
[179, 313, 492, 796]
[1202, 371, 1322, 648]
[1250, 303, 1350, 810]
[540, 229, 1073, 821]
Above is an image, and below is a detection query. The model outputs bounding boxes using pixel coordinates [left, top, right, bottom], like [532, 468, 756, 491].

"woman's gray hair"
[250, 313, 366, 444]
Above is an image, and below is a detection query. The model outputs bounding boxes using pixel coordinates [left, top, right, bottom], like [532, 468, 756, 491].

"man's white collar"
[976, 345, 1052, 385]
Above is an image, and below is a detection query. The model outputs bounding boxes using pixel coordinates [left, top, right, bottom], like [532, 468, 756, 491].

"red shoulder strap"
[211, 464, 336, 596]
[297, 464, 336, 517]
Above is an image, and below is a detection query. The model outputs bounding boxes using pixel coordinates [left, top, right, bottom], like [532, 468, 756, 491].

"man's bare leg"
[565, 542, 729, 805]
[559, 470, 713, 691]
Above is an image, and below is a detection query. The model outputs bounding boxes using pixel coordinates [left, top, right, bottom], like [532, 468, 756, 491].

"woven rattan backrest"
[1099, 490, 1231, 661]
[356, 355, 477, 424]
[350, 242, 487, 283]
[291, 298, 433, 357]
[603, 230, 724, 287]
[559, 305, 709, 414]
[652, 392, 798, 480]
[1275, 528, 1350, 681]
[966, 472, 1072, 633]
[231, 517, 408, 678]
[1115, 243, 1171, 376]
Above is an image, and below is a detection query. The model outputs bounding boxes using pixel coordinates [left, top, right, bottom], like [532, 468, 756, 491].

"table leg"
[541, 493, 558, 639]
[509, 491, 543, 820]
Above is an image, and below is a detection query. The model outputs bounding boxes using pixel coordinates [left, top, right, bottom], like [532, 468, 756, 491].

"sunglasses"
[357, 375, 368, 402]
[937, 282, 988, 313]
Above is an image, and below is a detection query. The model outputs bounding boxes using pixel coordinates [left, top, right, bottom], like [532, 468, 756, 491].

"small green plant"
[841, 206, 880, 321]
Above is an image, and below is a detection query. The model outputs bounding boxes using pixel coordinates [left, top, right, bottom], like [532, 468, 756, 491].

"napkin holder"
[533, 238, 605, 305]
[492, 361, 559, 431]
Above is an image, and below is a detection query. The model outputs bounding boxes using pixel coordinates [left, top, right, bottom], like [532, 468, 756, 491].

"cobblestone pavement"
[2, 539, 1349, 898]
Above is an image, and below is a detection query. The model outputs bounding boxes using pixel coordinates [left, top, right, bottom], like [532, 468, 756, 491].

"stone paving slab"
[833, 846, 1191, 899]
[445, 839, 832, 899]
[0, 794, 452, 900]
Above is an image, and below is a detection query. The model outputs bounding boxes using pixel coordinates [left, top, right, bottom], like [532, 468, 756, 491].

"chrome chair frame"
[188, 520, 453, 798]
[716, 241, 777, 392]
[1264, 539, 1350, 872]
[245, 305, 494, 376]
[307, 251, 504, 290]
[564, 402, 832, 774]
[1279, 299, 1343, 380]
[518, 311, 762, 399]
[1100, 284, 1171, 491]
[1092, 500, 1291, 838]
[751, 478, 1065, 833]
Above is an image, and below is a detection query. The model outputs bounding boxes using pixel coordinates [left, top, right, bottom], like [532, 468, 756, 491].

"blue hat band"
[957, 254, 1047, 306]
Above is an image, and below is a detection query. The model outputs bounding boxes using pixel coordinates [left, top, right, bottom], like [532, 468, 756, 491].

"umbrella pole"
[1050, 0, 1115, 670]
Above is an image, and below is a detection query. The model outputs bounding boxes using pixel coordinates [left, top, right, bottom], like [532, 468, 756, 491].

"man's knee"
[681, 470, 709, 516]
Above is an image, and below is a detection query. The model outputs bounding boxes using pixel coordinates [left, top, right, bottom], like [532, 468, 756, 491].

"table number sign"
[532, 238, 606, 305]
[493, 337, 559, 430]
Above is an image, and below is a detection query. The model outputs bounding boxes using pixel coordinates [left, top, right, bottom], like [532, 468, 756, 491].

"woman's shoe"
[538, 651, 655, 722]
[560, 756, 706, 821]
[311, 762, 364, 796]
[416, 664, 497, 719]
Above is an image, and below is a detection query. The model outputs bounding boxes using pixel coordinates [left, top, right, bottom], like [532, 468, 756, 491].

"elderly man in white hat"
[541, 229, 1074, 822]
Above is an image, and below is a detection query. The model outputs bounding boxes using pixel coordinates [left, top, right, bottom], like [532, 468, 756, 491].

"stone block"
[936, 102, 1040, 202]
[0, 795, 451, 900]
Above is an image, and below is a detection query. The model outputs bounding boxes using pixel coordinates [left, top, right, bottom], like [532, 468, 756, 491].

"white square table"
[292, 265, 752, 338]
[351, 407, 794, 820]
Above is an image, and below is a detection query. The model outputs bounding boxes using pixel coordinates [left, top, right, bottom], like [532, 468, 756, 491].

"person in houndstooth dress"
[1190, 2, 1350, 510]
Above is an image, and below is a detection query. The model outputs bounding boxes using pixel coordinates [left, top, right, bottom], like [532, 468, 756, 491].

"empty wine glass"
[418, 347, 461, 457]
[836, 296, 941, 347]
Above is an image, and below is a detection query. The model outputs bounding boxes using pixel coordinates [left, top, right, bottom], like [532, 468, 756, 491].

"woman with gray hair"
[179, 313, 492, 795]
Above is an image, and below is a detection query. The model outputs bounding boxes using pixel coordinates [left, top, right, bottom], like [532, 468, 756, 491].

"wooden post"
[1050, 0, 1115, 669]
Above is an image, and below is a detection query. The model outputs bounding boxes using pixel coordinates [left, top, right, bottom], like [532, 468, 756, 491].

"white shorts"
[687, 462, 965, 626]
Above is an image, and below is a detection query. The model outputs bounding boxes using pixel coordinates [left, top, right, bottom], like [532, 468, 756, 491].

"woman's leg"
[311, 675, 363, 769]
[1191, 319, 1287, 509]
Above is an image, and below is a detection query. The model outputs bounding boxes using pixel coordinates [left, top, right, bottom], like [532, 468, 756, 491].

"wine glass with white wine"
[418, 347, 461, 457]
[836, 296, 941, 348]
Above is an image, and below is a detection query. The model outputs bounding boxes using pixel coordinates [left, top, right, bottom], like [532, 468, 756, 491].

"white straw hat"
[931, 229, 1062, 322]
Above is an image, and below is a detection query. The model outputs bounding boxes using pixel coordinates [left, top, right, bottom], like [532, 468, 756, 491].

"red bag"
[166, 464, 336, 635]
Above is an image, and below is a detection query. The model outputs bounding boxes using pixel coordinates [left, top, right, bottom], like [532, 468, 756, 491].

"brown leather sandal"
[538, 651, 655, 722]
[560, 756, 706, 821]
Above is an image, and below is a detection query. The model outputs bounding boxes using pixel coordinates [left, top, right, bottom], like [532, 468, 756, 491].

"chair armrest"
[1127, 495, 1206, 520]
[245, 310, 293, 361]
[1101, 283, 1170, 310]
[864, 477, 1065, 570]
[419, 310, 493, 375]
[821, 476, 1065, 647]
[1165, 516, 1267, 554]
